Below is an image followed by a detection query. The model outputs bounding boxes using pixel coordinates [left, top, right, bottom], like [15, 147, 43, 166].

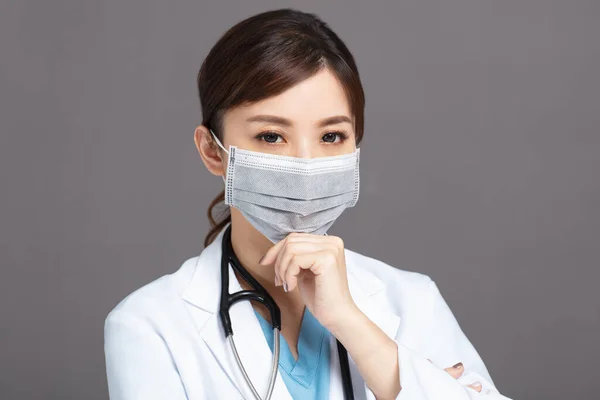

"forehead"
[227, 68, 352, 125]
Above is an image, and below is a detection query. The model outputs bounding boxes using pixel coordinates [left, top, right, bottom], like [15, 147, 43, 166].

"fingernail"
[471, 381, 482, 388]
[452, 362, 463, 369]
[283, 282, 288, 292]
[258, 255, 265, 264]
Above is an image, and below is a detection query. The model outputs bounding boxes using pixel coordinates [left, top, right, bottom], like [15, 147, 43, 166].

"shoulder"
[103, 255, 199, 331]
[345, 246, 435, 295]
[344, 247, 442, 318]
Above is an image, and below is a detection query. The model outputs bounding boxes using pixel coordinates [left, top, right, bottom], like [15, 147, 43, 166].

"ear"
[193, 125, 226, 177]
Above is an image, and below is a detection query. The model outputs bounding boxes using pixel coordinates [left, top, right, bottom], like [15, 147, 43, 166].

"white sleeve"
[104, 309, 189, 400]
[392, 280, 513, 399]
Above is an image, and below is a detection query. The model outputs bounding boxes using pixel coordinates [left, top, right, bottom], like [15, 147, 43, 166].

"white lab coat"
[104, 223, 512, 399]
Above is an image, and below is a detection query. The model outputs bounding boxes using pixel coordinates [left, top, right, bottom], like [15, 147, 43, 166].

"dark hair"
[197, 8, 366, 247]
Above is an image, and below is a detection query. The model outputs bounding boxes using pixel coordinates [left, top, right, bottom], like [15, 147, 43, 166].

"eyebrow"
[246, 114, 352, 127]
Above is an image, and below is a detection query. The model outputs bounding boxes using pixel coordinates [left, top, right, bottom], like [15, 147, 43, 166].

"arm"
[104, 310, 188, 400]
[333, 279, 513, 400]
[329, 305, 401, 400]
[395, 279, 512, 399]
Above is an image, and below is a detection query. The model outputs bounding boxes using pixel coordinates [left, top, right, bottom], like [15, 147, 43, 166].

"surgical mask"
[209, 129, 360, 243]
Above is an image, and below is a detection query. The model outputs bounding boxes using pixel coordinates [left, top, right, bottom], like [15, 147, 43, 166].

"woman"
[104, 8, 511, 400]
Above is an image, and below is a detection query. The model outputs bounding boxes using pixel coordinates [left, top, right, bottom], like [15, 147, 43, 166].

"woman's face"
[219, 67, 356, 160]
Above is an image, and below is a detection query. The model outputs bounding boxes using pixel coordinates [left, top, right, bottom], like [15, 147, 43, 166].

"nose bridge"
[293, 135, 313, 159]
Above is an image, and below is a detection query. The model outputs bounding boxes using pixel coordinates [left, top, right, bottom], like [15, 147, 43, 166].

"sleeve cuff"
[363, 341, 513, 400]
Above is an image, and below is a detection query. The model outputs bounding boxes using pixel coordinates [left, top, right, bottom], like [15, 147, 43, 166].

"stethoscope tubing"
[228, 330, 280, 400]
[218, 225, 354, 400]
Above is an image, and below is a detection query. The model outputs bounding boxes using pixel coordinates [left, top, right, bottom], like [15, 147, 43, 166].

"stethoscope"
[219, 224, 355, 400]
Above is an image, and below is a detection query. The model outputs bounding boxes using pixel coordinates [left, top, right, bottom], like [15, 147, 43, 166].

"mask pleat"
[224, 146, 360, 243]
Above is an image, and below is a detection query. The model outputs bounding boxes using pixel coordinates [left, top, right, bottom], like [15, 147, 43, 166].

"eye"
[322, 131, 348, 143]
[255, 131, 349, 145]
[255, 131, 283, 144]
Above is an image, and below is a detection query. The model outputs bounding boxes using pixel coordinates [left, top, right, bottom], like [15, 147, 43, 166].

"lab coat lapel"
[345, 250, 402, 342]
[182, 225, 402, 400]
[181, 226, 292, 400]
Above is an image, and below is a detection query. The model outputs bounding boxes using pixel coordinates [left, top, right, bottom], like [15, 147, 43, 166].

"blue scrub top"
[253, 307, 331, 399]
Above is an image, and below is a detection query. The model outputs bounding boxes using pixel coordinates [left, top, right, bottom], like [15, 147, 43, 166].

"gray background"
[1, 1, 598, 399]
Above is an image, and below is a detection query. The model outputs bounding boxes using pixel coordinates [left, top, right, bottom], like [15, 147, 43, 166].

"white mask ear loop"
[209, 129, 229, 154]
[209, 129, 228, 183]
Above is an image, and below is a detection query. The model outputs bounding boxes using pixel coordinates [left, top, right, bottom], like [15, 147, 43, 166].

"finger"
[283, 250, 332, 292]
[444, 362, 464, 379]
[258, 232, 332, 267]
[274, 273, 281, 287]
[275, 240, 336, 281]
[275, 242, 321, 289]
[258, 235, 290, 266]
[281, 251, 320, 292]
[285, 232, 336, 244]
[467, 381, 482, 392]
[275, 241, 321, 279]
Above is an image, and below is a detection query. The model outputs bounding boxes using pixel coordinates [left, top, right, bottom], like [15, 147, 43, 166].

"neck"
[229, 208, 275, 288]
[228, 208, 304, 310]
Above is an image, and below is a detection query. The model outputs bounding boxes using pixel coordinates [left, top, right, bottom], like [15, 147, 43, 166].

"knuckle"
[289, 252, 298, 265]
[288, 232, 301, 240]
[326, 252, 337, 264]
[310, 261, 323, 274]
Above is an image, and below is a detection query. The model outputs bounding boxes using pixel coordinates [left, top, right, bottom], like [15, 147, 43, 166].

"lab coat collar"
[181, 223, 401, 399]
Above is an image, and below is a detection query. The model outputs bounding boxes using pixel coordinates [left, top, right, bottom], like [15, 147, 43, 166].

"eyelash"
[255, 131, 349, 145]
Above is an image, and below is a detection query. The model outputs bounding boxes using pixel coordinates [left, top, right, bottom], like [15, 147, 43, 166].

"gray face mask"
[209, 129, 360, 243]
